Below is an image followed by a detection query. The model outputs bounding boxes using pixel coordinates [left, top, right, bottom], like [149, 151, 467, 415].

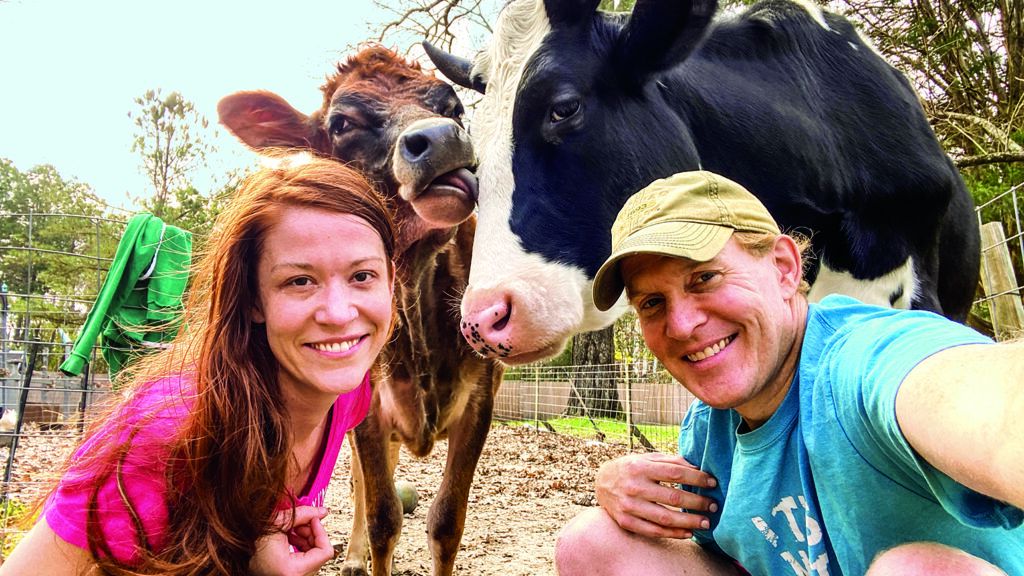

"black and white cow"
[426, 0, 980, 364]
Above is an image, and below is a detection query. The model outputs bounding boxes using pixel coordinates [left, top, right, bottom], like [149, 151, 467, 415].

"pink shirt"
[44, 372, 372, 564]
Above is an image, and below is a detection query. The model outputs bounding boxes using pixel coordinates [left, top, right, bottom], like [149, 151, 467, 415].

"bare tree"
[373, 0, 495, 53]
[835, 0, 1023, 166]
[128, 90, 212, 219]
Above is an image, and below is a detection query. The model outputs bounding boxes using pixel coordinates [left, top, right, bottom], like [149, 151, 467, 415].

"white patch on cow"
[807, 257, 917, 309]
[792, 0, 832, 32]
[853, 25, 890, 62]
[467, 0, 553, 293]
[461, 0, 614, 359]
[440, 364, 483, 431]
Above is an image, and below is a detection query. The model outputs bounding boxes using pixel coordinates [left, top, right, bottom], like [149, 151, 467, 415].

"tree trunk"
[566, 325, 619, 419]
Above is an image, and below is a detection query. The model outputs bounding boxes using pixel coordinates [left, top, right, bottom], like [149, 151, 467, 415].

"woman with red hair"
[3, 155, 397, 575]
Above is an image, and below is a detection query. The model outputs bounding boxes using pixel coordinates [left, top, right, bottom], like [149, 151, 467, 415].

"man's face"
[621, 236, 804, 425]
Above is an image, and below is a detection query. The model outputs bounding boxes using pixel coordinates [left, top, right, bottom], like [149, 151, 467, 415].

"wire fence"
[0, 210, 124, 555]
[495, 363, 693, 453]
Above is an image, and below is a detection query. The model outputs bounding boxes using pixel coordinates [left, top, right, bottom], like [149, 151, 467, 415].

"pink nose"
[461, 295, 513, 358]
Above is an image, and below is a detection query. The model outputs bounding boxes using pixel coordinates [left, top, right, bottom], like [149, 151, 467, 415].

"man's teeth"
[312, 339, 357, 353]
[687, 337, 731, 362]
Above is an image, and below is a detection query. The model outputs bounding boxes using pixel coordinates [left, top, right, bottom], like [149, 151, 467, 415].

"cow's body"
[218, 46, 503, 576]
[427, 0, 980, 364]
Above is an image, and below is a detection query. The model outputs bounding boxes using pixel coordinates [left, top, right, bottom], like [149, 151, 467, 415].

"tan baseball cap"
[592, 171, 780, 311]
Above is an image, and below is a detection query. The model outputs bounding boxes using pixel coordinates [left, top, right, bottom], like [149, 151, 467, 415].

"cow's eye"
[549, 98, 580, 124]
[330, 116, 353, 136]
[445, 99, 465, 119]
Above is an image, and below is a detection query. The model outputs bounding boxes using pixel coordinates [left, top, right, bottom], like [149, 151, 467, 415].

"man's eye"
[696, 271, 718, 284]
[639, 296, 663, 311]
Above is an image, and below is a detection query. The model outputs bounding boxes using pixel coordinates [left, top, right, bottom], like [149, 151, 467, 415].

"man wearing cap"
[555, 171, 1024, 575]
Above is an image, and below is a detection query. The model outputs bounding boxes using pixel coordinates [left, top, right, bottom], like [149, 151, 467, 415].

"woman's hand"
[250, 506, 335, 576]
[595, 452, 718, 539]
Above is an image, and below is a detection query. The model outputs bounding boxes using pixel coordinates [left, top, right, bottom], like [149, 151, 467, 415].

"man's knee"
[866, 542, 1006, 576]
[555, 508, 623, 576]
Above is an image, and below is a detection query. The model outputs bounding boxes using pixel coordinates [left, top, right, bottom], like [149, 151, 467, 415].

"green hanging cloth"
[60, 213, 192, 381]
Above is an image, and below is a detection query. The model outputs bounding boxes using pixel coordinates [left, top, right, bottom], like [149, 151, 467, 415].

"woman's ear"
[772, 235, 803, 298]
[251, 301, 266, 324]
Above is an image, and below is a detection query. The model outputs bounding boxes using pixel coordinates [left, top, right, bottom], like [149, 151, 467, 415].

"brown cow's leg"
[427, 369, 499, 576]
[341, 411, 402, 576]
[354, 411, 404, 576]
[342, 430, 370, 575]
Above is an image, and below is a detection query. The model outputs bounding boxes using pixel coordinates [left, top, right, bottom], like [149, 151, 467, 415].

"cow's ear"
[544, 0, 602, 27]
[422, 42, 487, 94]
[217, 91, 320, 150]
[612, 0, 718, 81]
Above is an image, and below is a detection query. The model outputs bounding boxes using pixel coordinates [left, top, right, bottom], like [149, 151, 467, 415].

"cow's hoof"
[339, 561, 369, 576]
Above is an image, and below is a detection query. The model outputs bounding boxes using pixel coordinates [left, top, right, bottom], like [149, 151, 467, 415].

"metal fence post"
[624, 363, 633, 451]
[533, 364, 540, 432]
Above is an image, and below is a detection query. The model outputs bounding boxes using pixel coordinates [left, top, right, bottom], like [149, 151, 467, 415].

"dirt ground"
[321, 423, 629, 576]
[1, 423, 630, 575]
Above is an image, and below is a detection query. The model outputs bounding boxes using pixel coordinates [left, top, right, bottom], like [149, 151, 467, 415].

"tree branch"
[955, 152, 1024, 168]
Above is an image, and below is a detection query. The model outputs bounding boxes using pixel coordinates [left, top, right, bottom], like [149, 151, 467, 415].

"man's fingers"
[616, 511, 696, 540]
[624, 498, 711, 530]
[626, 457, 717, 488]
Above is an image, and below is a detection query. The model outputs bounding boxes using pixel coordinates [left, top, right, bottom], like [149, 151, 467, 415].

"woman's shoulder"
[122, 374, 195, 418]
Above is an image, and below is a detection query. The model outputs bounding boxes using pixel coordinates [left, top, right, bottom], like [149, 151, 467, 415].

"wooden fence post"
[980, 221, 1024, 341]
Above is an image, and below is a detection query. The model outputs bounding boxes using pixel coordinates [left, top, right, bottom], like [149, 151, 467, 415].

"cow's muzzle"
[393, 117, 478, 227]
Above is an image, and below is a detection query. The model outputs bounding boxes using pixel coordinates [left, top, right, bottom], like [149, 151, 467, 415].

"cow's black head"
[427, 0, 717, 364]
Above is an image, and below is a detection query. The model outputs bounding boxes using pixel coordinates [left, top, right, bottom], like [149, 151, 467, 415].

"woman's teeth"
[312, 339, 357, 353]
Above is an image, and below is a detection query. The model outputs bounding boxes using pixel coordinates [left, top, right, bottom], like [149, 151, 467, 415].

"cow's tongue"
[429, 168, 478, 202]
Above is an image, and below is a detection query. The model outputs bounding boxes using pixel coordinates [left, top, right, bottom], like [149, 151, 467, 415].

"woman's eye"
[353, 271, 375, 283]
[549, 99, 580, 123]
[288, 276, 314, 287]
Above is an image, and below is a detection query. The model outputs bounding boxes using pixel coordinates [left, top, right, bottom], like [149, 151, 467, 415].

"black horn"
[423, 41, 486, 94]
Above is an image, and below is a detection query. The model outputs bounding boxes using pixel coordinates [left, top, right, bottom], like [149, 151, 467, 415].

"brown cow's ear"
[217, 90, 320, 150]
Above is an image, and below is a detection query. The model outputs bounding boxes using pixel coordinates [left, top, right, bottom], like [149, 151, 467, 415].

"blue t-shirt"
[679, 295, 1024, 575]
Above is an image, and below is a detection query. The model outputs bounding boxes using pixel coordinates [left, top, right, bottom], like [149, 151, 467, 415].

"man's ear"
[772, 235, 803, 297]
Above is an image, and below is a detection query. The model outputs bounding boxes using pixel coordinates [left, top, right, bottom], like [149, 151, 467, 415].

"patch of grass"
[501, 416, 679, 452]
[0, 497, 31, 557]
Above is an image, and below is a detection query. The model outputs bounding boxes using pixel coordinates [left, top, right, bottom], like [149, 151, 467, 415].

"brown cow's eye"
[330, 116, 353, 136]
[550, 99, 580, 124]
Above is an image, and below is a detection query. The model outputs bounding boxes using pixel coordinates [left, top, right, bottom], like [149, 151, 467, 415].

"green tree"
[128, 89, 213, 220]
[0, 159, 122, 371]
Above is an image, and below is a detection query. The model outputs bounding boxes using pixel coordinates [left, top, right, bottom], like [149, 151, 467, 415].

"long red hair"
[52, 154, 395, 574]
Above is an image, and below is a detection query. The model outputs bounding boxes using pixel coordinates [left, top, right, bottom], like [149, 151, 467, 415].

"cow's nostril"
[492, 304, 512, 332]
[402, 132, 431, 161]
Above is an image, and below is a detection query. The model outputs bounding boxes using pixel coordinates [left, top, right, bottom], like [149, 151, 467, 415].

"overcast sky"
[0, 0, 392, 210]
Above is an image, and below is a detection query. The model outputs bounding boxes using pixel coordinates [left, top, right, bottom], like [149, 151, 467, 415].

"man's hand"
[595, 452, 718, 539]
[250, 506, 335, 576]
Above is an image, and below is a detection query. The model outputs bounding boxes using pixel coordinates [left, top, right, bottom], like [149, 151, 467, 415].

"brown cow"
[217, 46, 504, 576]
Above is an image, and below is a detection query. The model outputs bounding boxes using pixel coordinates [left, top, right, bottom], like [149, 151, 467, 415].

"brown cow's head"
[217, 45, 477, 253]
